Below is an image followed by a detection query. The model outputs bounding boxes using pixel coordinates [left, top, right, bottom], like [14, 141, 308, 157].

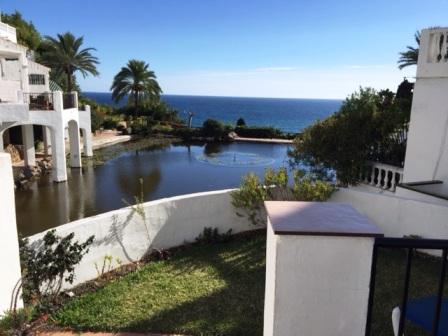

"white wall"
[28, 189, 256, 288]
[331, 188, 448, 240]
[0, 153, 23, 314]
[403, 27, 448, 192]
[264, 221, 375, 336]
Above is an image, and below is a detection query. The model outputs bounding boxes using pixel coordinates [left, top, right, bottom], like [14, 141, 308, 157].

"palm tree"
[39, 32, 99, 92]
[398, 31, 420, 70]
[110, 59, 162, 115]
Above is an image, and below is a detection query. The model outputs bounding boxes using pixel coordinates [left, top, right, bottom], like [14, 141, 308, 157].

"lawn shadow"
[123, 235, 266, 336]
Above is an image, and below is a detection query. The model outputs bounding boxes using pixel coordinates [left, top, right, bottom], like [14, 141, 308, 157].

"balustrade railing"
[23, 92, 54, 111]
[361, 162, 404, 192]
[0, 21, 17, 42]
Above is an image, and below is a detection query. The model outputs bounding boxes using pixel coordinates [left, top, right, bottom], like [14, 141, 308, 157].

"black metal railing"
[365, 237, 448, 336]
[23, 92, 54, 111]
[63, 93, 77, 109]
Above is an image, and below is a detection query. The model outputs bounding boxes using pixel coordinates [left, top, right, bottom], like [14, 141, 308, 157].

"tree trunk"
[66, 70, 72, 93]
[134, 91, 139, 117]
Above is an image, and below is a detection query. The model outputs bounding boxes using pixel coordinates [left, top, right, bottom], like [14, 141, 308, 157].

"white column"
[0, 130, 4, 152]
[50, 126, 68, 182]
[43, 126, 52, 156]
[22, 124, 35, 166]
[81, 105, 93, 157]
[0, 153, 23, 314]
[68, 121, 82, 168]
[263, 202, 382, 336]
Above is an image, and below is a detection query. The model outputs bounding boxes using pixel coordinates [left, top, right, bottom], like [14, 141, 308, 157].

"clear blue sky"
[2, 0, 446, 98]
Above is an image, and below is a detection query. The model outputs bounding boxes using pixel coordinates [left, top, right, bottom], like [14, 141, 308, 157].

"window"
[29, 74, 45, 85]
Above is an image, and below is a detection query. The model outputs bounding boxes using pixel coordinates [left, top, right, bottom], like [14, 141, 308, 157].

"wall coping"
[265, 201, 383, 237]
[28, 188, 238, 239]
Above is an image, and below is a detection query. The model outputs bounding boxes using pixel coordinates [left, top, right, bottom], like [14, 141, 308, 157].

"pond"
[15, 140, 290, 236]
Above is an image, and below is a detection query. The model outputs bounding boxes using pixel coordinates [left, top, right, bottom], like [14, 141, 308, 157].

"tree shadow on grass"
[123, 235, 266, 336]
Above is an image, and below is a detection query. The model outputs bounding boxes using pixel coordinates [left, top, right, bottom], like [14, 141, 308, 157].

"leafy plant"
[195, 227, 233, 245]
[236, 118, 246, 127]
[0, 306, 34, 336]
[288, 86, 411, 185]
[231, 168, 334, 225]
[19, 230, 94, 306]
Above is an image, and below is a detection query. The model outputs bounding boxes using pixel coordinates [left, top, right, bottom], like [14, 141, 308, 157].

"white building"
[0, 16, 93, 182]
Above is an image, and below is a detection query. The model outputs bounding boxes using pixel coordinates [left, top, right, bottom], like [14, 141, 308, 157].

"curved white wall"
[28, 189, 256, 288]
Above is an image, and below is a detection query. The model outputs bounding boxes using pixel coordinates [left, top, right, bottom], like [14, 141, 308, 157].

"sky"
[1, 0, 447, 99]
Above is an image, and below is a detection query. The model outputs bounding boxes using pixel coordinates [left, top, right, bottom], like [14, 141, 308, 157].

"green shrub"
[102, 118, 118, 130]
[0, 307, 34, 336]
[202, 119, 226, 138]
[236, 118, 246, 127]
[234, 126, 284, 139]
[231, 168, 334, 225]
[173, 127, 202, 140]
[90, 109, 103, 132]
[289, 87, 411, 185]
[20, 230, 94, 308]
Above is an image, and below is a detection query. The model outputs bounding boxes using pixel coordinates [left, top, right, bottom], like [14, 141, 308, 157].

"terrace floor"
[52, 231, 447, 336]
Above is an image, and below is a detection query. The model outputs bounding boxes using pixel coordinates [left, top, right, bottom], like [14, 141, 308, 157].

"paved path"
[233, 136, 293, 144]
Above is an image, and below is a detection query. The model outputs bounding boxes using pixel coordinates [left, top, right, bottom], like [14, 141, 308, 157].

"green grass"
[54, 233, 266, 335]
[54, 232, 447, 336]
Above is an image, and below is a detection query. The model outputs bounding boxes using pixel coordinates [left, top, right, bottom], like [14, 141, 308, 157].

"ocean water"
[83, 92, 342, 133]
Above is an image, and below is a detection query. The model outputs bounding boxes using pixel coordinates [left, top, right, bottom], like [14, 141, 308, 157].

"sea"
[83, 92, 343, 134]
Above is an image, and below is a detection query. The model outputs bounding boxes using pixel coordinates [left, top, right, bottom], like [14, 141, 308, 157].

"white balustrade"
[0, 21, 17, 43]
[362, 162, 403, 192]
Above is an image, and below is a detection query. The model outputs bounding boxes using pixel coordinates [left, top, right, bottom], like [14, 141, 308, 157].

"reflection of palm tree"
[115, 154, 162, 201]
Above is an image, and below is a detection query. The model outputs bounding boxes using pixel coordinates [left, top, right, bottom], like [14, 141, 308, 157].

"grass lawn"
[54, 231, 447, 336]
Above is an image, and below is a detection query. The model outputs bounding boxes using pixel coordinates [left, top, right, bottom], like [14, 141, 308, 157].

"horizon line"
[82, 91, 345, 101]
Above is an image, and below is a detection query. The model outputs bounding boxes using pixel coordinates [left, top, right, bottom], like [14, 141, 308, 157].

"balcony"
[0, 21, 17, 43]
[23, 92, 54, 111]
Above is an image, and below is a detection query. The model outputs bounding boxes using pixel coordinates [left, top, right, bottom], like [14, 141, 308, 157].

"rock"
[4, 144, 22, 163]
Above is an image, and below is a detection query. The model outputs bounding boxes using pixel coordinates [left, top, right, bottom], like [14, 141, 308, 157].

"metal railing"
[23, 92, 54, 111]
[365, 237, 448, 336]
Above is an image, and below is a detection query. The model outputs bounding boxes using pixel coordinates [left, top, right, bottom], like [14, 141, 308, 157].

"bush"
[201, 119, 231, 139]
[20, 230, 94, 308]
[90, 109, 103, 132]
[236, 118, 246, 127]
[289, 87, 411, 185]
[231, 168, 334, 225]
[173, 127, 202, 141]
[102, 118, 118, 130]
[234, 126, 284, 139]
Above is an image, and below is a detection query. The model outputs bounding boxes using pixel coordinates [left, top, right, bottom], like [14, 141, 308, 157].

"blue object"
[405, 296, 448, 335]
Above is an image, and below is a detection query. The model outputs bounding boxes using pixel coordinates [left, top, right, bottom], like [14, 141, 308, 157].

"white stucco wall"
[331, 188, 448, 240]
[403, 27, 448, 192]
[28, 189, 256, 288]
[264, 223, 374, 336]
[0, 153, 23, 314]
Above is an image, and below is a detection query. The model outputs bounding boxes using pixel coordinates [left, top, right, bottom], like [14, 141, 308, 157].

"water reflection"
[15, 141, 290, 236]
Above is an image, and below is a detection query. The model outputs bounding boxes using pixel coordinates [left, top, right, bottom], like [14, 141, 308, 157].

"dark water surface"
[15, 141, 290, 236]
